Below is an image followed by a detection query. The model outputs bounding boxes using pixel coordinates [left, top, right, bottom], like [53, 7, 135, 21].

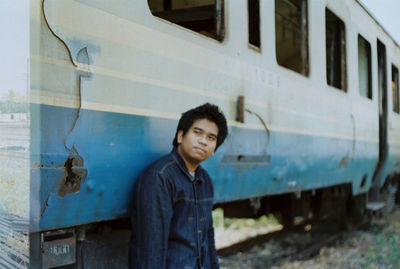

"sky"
[358, 0, 400, 45]
[0, 1, 29, 99]
[0, 0, 399, 100]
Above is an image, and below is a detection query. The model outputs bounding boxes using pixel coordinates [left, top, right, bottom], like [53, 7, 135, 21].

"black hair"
[173, 103, 228, 151]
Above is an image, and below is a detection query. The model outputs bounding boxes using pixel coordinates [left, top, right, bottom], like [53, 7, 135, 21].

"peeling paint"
[42, 0, 92, 198]
[59, 148, 88, 197]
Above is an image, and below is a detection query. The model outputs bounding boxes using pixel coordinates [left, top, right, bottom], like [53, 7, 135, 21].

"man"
[129, 103, 228, 269]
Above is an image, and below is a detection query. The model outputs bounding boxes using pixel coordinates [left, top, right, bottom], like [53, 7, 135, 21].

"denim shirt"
[129, 148, 219, 269]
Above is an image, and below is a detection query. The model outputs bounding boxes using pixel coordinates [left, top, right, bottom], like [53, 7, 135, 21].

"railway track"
[218, 218, 370, 269]
[0, 212, 29, 269]
[217, 220, 314, 257]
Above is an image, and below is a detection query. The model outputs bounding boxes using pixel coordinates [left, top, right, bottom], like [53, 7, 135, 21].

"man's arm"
[207, 215, 220, 269]
[131, 169, 173, 269]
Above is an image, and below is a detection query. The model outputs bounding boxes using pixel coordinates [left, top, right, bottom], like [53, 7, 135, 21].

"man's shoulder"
[135, 153, 176, 190]
[143, 152, 177, 176]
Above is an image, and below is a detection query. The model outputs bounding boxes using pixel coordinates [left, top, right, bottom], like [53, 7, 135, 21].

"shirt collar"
[171, 147, 204, 182]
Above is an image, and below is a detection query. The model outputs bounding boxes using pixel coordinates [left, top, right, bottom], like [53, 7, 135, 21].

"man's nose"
[198, 135, 207, 145]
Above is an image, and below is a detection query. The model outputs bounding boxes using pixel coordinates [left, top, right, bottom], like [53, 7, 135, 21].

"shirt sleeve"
[206, 172, 219, 269]
[131, 169, 173, 269]
[208, 215, 220, 269]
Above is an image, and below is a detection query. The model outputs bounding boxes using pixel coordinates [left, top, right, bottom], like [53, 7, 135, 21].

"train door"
[370, 40, 389, 200]
[377, 40, 388, 165]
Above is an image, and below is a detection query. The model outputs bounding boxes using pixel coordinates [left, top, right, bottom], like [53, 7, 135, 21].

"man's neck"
[177, 147, 199, 173]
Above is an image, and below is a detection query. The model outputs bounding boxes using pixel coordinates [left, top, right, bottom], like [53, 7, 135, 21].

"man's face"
[177, 118, 218, 168]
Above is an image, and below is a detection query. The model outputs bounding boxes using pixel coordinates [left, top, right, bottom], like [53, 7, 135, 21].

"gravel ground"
[217, 209, 400, 269]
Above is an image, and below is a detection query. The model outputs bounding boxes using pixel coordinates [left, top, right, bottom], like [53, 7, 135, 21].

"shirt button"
[198, 230, 202, 234]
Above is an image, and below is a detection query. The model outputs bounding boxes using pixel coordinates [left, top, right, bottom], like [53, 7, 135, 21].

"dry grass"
[0, 121, 29, 218]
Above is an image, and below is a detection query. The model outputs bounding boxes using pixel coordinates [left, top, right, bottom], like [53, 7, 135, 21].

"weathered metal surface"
[30, 105, 380, 231]
[29, 0, 400, 233]
[42, 229, 76, 268]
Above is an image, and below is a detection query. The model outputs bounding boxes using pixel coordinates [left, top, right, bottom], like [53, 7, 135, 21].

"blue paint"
[31, 104, 383, 231]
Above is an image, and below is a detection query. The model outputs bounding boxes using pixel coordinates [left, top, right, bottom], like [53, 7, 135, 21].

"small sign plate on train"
[42, 230, 76, 268]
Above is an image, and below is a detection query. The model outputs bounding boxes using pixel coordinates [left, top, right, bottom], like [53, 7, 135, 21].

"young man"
[129, 103, 228, 269]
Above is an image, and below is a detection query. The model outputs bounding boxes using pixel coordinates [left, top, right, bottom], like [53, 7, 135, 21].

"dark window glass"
[326, 9, 346, 91]
[147, 0, 224, 41]
[392, 65, 399, 113]
[248, 0, 260, 48]
[358, 35, 372, 99]
[275, 0, 309, 76]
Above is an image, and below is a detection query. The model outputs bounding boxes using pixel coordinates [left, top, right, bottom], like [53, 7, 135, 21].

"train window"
[147, 0, 224, 41]
[275, 0, 309, 76]
[326, 9, 347, 91]
[392, 65, 399, 113]
[358, 35, 372, 99]
[248, 0, 260, 48]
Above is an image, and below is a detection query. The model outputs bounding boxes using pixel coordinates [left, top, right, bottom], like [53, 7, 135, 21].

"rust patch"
[221, 154, 271, 173]
[59, 148, 87, 197]
[339, 157, 350, 168]
[32, 162, 64, 169]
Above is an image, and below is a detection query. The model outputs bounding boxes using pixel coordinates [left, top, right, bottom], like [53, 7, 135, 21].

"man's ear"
[177, 130, 183, 144]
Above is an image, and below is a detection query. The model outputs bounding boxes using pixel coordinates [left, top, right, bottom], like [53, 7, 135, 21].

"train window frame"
[275, 0, 309, 76]
[392, 65, 399, 114]
[325, 8, 347, 92]
[248, 0, 261, 50]
[146, 0, 225, 42]
[357, 34, 372, 99]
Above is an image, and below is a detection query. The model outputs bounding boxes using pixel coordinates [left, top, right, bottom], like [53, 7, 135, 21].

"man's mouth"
[194, 147, 206, 154]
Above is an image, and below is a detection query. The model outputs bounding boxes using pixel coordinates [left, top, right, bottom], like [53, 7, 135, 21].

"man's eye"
[208, 136, 216, 141]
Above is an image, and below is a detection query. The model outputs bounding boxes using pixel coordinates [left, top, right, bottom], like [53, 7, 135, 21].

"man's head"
[173, 103, 228, 151]
[173, 103, 227, 170]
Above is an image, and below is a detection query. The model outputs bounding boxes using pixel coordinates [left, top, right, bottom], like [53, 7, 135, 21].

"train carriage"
[28, 0, 400, 267]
